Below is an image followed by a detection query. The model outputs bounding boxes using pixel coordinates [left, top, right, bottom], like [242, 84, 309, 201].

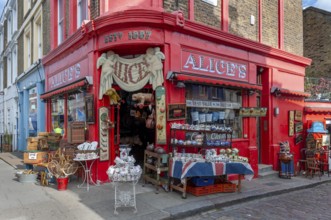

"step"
[258, 164, 274, 173]
[258, 170, 279, 179]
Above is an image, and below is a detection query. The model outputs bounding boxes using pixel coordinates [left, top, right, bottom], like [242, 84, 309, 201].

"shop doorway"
[116, 89, 156, 165]
[257, 95, 262, 163]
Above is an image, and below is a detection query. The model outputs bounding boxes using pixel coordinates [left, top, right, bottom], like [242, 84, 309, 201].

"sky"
[0, 0, 6, 17]
[303, 0, 331, 11]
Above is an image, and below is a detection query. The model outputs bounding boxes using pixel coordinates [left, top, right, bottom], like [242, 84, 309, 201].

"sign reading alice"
[181, 50, 248, 82]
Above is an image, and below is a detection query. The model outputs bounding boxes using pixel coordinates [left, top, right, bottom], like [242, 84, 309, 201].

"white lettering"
[183, 54, 198, 70]
[199, 56, 209, 72]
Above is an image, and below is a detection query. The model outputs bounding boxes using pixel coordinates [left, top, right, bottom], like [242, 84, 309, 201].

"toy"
[132, 93, 153, 108]
[105, 88, 121, 105]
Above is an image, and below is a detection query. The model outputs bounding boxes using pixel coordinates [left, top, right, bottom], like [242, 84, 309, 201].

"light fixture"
[248, 90, 256, 96]
[176, 81, 186, 88]
[274, 107, 279, 116]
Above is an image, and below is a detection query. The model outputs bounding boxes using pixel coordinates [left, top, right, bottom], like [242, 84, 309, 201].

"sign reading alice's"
[48, 59, 89, 90]
[181, 50, 248, 82]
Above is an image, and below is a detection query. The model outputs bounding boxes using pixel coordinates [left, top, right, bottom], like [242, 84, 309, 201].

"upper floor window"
[12, 47, 17, 81]
[0, 64, 3, 91]
[24, 27, 32, 70]
[7, 13, 12, 40]
[0, 31, 3, 52]
[24, 0, 31, 16]
[34, 11, 42, 61]
[58, 0, 64, 45]
[7, 52, 12, 85]
[77, 0, 88, 28]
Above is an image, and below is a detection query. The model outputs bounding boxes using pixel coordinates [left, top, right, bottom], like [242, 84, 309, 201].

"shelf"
[170, 128, 232, 134]
[170, 144, 231, 148]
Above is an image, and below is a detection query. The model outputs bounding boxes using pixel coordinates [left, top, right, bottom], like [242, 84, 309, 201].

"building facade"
[41, 0, 310, 182]
[0, 0, 19, 151]
[0, 0, 49, 151]
[15, 0, 49, 151]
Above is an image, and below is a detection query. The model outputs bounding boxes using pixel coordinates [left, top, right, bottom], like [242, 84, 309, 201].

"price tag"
[28, 153, 37, 160]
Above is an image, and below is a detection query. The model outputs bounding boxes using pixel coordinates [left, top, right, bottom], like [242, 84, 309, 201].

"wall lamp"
[274, 107, 280, 116]
[271, 87, 281, 97]
[167, 71, 186, 88]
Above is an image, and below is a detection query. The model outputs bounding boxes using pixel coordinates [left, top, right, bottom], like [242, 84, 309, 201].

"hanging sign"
[289, 111, 294, 136]
[155, 86, 167, 144]
[97, 47, 165, 98]
[239, 108, 267, 117]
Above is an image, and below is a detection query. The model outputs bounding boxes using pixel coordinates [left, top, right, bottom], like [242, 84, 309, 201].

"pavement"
[1, 151, 331, 220]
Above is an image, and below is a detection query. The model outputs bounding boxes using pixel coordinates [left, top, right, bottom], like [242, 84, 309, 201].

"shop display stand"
[169, 127, 232, 153]
[73, 157, 99, 191]
[142, 150, 169, 193]
[112, 179, 139, 215]
[169, 127, 233, 198]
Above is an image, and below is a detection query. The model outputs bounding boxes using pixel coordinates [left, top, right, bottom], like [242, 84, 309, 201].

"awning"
[271, 87, 310, 98]
[174, 74, 262, 91]
[40, 78, 90, 100]
[278, 88, 310, 97]
[304, 107, 331, 113]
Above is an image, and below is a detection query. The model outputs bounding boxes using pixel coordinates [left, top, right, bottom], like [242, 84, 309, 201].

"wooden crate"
[24, 151, 48, 164]
[187, 185, 211, 196]
[67, 122, 85, 144]
[221, 182, 237, 193]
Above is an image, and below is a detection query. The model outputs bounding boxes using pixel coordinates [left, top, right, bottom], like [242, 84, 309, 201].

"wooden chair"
[298, 148, 307, 175]
[306, 158, 321, 180]
[319, 150, 330, 177]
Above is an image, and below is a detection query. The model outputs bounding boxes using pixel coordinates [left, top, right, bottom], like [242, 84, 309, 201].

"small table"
[111, 179, 139, 215]
[73, 157, 99, 191]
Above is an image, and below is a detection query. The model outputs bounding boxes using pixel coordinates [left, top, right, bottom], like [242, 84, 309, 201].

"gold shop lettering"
[104, 30, 152, 43]
[50, 64, 81, 89]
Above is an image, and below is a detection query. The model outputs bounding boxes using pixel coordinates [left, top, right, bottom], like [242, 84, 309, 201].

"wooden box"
[67, 122, 86, 144]
[23, 151, 48, 164]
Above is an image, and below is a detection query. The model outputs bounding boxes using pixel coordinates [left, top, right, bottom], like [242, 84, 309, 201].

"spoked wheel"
[47, 160, 60, 177]
[62, 162, 79, 176]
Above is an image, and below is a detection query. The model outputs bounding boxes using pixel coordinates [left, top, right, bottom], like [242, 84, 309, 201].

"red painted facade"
[42, 2, 311, 183]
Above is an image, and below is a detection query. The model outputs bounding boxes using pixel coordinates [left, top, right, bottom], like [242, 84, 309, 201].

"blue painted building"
[16, 60, 45, 151]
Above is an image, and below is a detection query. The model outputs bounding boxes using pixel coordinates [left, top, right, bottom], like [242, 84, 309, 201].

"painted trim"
[221, 0, 229, 32]
[278, 0, 284, 50]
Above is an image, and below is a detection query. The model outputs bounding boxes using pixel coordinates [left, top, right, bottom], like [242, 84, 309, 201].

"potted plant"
[47, 149, 78, 191]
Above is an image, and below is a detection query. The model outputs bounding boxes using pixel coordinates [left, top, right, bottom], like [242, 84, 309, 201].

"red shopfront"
[43, 10, 310, 183]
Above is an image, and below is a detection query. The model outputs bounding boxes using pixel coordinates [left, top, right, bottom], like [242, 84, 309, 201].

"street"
[183, 182, 331, 220]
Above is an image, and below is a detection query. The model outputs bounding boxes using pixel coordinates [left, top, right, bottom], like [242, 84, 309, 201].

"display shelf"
[169, 127, 232, 152]
[142, 150, 169, 193]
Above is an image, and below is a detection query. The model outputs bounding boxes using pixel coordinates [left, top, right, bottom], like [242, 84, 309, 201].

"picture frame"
[295, 121, 303, 133]
[289, 111, 294, 136]
[294, 110, 302, 121]
[168, 103, 186, 121]
[295, 133, 303, 145]
[85, 94, 95, 124]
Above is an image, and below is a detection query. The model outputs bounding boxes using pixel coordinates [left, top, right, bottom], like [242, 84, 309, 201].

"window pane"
[68, 93, 86, 123]
[51, 99, 64, 134]
[29, 87, 38, 137]
[186, 84, 243, 138]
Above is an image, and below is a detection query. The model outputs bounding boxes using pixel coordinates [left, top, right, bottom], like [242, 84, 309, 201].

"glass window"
[58, 0, 64, 45]
[29, 88, 38, 137]
[186, 84, 243, 138]
[51, 99, 65, 135]
[68, 93, 86, 123]
[77, 0, 88, 28]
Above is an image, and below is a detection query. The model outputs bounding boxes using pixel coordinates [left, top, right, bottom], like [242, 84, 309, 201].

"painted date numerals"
[104, 32, 123, 43]
[128, 31, 152, 40]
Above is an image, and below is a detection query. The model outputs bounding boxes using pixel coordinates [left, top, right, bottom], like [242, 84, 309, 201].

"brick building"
[38, 0, 310, 182]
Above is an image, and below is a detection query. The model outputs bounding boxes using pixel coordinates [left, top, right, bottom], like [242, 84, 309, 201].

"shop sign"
[181, 51, 248, 82]
[289, 111, 294, 136]
[239, 107, 267, 117]
[186, 99, 241, 109]
[48, 59, 89, 90]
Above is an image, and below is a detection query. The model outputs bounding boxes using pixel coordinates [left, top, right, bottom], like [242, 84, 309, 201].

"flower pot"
[57, 177, 69, 191]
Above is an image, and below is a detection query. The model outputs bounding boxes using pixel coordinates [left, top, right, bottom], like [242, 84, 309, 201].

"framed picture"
[289, 111, 294, 136]
[85, 95, 95, 124]
[295, 133, 303, 145]
[294, 110, 302, 121]
[168, 104, 186, 121]
[295, 122, 303, 133]
[322, 134, 330, 146]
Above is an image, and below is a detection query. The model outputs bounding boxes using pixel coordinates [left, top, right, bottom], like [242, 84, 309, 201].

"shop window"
[51, 99, 65, 134]
[68, 93, 86, 123]
[186, 84, 243, 138]
[29, 88, 38, 137]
